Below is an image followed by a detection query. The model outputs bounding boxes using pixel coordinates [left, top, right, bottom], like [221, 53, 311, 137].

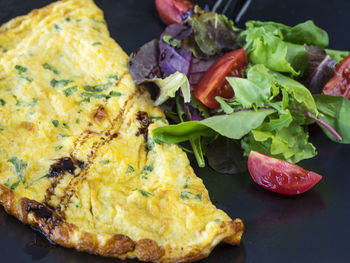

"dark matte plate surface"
[0, 0, 349, 262]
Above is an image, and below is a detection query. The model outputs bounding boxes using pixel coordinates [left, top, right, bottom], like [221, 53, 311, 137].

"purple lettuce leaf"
[305, 45, 336, 94]
[159, 24, 193, 77]
[129, 39, 162, 84]
[188, 57, 218, 87]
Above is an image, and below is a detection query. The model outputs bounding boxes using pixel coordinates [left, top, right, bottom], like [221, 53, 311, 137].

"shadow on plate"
[246, 183, 326, 228]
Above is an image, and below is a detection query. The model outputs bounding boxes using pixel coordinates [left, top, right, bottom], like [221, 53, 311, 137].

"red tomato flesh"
[194, 48, 247, 109]
[155, 0, 194, 25]
[323, 54, 350, 99]
[248, 151, 322, 195]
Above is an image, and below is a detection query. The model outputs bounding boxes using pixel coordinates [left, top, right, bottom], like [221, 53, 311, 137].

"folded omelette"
[0, 0, 243, 262]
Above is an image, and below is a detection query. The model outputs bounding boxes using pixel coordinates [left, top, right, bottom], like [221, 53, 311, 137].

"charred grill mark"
[26, 201, 53, 219]
[44, 157, 86, 206]
[55, 91, 137, 217]
[136, 111, 153, 140]
[92, 105, 108, 124]
[49, 157, 75, 178]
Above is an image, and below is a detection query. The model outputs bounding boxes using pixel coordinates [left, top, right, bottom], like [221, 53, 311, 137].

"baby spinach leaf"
[313, 94, 350, 143]
[152, 109, 275, 143]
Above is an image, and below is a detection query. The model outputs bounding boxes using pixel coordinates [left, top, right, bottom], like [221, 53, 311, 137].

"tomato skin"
[155, 0, 194, 25]
[194, 48, 247, 109]
[248, 151, 322, 195]
[323, 55, 350, 99]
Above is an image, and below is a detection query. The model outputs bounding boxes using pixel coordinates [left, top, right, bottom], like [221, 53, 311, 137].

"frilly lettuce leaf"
[226, 64, 272, 108]
[242, 120, 317, 163]
[239, 20, 331, 77]
[152, 72, 191, 106]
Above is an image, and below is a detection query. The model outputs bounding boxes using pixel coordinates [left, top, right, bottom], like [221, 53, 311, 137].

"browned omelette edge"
[0, 1, 244, 262]
[0, 184, 244, 262]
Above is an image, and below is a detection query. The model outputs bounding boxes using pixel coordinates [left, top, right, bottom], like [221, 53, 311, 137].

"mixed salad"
[129, 0, 350, 195]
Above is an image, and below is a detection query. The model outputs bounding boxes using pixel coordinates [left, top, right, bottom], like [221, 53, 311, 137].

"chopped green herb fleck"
[16, 101, 22, 106]
[76, 18, 82, 22]
[0, 45, 8, 53]
[143, 165, 153, 172]
[7, 156, 27, 183]
[54, 24, 61, 31]
[92, 42, 102, 46]
[83, 83, 113, 92]
[214, 218, 221, 222]
[20, 75, 33, 82]
[184, 177, 190, 189]
[0, 99, 5, 106]
[90, 17, 106, 25]
[14, 65, 27, 73]
[147, 138, 155, 151]
[180, 191, 202, 201]
[4, 178, 10, 187]
[57, 133, 70, 138]
[52, 120, 59, 127]
[0, 127, 5, 132]
[64, 86, 78, 97]
[150, 116, 167, 123]
[135, 189, 152, 197]
[126, 165, 135, 173]
[65, 16, 71, 22]
[78, 98, 91, 104]
[43, 63, 60, 75]
[108, 91, 122, 97]
[56, 145, 63, 150]
[108, 74, 119, 81]
[28, 98, 38, 107]
[80, 92, 107, 99]
[100, 160, 110, 165]
[25, 174, 49, 188]
[51, 79, 73, 88]
[75, 119, 80, 124]
[75, 204, 80, 208]
[10, 181, 20, 190]
[162, 35, 181, 48]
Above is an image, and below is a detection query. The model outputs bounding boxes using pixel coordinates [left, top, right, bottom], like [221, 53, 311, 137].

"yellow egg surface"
[0, 0, 244, 262]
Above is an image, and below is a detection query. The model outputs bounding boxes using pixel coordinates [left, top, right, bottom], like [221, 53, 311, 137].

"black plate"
[0, 0, 349, 262]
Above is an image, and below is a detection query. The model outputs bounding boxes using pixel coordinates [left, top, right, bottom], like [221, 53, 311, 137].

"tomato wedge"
[193, 48, 247, 109]
[323, 54, 350, 99]
[248, 151, 322, 195]
[155, 0, 194, 25]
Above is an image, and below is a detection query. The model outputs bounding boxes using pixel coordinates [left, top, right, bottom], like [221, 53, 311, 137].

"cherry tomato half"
[248, 151, 322, 195]
[155, 0, 194, 25]
[323, 54, 350, 99]
[194, 48, 247, 109]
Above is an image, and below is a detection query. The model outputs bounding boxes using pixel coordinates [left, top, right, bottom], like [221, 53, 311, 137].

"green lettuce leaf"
[242, 119, 317, 163]
[152, 72, 191, 106]
[238, 20, 348, 77]
[325, 49, 350, 63]
[272, 71, 318, 114]
[226, 64, 272, 108]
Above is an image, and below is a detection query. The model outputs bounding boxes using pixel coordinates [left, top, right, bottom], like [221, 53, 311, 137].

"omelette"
[0, 0, 244, 262]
